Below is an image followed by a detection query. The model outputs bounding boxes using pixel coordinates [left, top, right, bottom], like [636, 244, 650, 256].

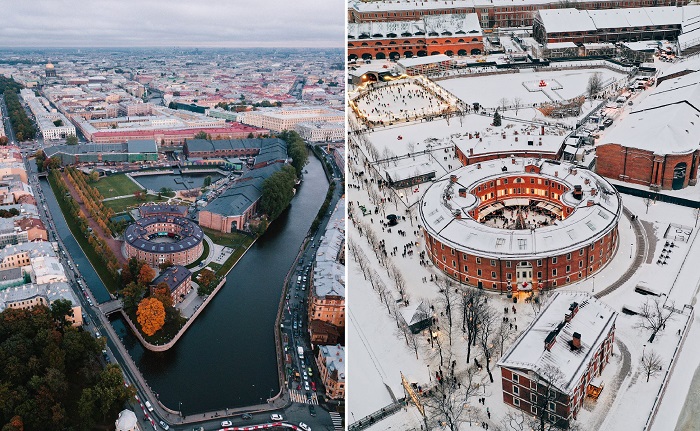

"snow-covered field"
[438, 67, 626, 109]
[353, 80, 453, 123]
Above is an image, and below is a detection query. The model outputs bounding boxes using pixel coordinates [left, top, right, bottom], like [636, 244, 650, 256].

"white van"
[145, 400, 154, 412]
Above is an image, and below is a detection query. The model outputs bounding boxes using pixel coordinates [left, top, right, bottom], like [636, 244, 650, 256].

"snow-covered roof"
[397, 55, 453, 68]
[349, 13, 481, 40]
[497, 291, 617, 394]
[399, 300, 431, 326]
[385, 159, 436, 183]
[537, 9, 596, 34]
[598, 72, 700, 155]
[545, 42, 579, 49]
[538, 6, 698, 34]
[419, 158, 622, 259]
[453, 119, 566, 159]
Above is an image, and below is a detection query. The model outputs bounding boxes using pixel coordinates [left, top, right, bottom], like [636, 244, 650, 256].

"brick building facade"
[498, 292, 617, 428]
[596, 71, 700, 191]
[420, 159, 621, 293]
[348, 13, 483, 61]
[348, 0, 687, 27]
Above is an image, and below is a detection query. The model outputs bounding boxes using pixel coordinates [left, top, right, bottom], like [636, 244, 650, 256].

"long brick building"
[596, 69, 700, 190]
[348, 0, 688, 28]
[533, 6, 698, 45]
[498, 292, 617, 429]
[348, 13, 483, 61]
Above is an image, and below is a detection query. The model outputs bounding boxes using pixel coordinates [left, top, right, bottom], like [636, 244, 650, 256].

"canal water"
[33, 161, 112, 304]
[110, 156, 328, 414]
[133, 172, 224, 191]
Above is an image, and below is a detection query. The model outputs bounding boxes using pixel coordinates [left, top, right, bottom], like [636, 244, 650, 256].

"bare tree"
[641, 350, 664, 382]
[460, 288, 486, 364]
[643, 194, 654, 214]
[476, 303, 498, 383]
[638, 298, 676, 343]
[587, 72, 603, 97]
[423, 367, 480, 431]
[407, 141, 416, 155]
[436, 277, 458, 345]
[499, 97, 510, 112]
[530, 364, 568, 431]
[514, 97, 523, 115]
[495, 320, 513, 357]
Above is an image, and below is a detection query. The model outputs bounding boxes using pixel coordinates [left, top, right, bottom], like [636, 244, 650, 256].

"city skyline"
[0, 0, 345, 48]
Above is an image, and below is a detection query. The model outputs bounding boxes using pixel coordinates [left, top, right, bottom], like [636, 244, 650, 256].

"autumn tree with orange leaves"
[136, 298, 165, 336]
[137, 264, 156, 285]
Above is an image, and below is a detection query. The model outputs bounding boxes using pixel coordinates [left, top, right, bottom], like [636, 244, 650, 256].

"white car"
[304, 381, 310, 391]
[270, 413, 284, 421]
[159, 420, 169, 430]
[299, 422, 311, 431]
[221, 420, 233, 427]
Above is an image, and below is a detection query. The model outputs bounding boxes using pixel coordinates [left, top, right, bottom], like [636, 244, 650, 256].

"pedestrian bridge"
[98, 300, 123, 316]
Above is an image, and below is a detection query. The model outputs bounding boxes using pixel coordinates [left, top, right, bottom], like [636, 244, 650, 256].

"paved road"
[595, 207, 649, 299]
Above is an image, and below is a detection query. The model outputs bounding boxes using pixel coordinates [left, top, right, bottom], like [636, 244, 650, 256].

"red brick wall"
[597, 144, 699, 190]
[348, 37, 482, 60]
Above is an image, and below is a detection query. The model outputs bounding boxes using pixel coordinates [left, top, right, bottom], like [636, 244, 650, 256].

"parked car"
[241, 413, 252, 420]
[159, 420, 170, 430]
[221, 420, 233, 427]
[270, 413, 284, 421]
[299, 423, 311, 431]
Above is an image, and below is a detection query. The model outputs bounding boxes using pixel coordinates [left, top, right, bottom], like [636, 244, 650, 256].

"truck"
[297, 346, 304, 359]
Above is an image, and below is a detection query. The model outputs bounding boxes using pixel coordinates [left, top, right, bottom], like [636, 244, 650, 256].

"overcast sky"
[0, 0, 345, 48]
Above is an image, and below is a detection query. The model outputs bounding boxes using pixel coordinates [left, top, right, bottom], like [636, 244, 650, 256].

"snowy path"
[595, 207, 649, 298]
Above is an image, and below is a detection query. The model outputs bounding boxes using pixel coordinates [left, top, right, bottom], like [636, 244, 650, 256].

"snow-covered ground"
[347, 59, 700, 431]
[438, 67, 626, 110]
[353, 80, 453, 123]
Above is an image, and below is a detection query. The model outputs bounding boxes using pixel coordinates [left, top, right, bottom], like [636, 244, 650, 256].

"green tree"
[50, 299, 74, 328]
[203, 176, 212, 187]
[88, 170, 99, 183]
[121, 282, 146, 312]
[493, 109, 502, 127]
[259, 165, 297, 220]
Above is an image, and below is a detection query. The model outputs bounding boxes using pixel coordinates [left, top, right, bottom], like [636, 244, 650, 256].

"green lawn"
[94, 174, 144, 199]
[201, 227, 252, 248]
[103, 194, 162, 213]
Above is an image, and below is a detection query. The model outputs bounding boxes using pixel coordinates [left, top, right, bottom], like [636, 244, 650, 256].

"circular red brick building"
[419, 158, 622, 294]
[124, 215, 204, 267]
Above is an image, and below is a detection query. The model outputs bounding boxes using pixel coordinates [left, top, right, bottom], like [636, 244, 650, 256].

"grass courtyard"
[93, 174, 144, 199]
[103, 194, 161, 213]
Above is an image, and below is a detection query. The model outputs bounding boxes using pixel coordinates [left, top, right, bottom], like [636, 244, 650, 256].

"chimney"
[541, 125, 545, 135]
[450, 174, 458, 183]
[545, 330, 557, 351]
[477, 163, 481, 169]
[591, 188, 597, 196]
[469, 148, 474, 155]
[587, 200, 594, 207]
[454, 210, 462, 220]
[572, 332, 581, 349]
[554, 171, 558, 177]
[458, 188, 467, 198]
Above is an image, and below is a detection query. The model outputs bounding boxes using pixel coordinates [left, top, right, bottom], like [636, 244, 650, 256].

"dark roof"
[124, 215, 203, 253]
[201, 163, 283, 217]
[127, 139, 158, 154]
[151, 265, 191, 292]
[138, 204, 188, 218]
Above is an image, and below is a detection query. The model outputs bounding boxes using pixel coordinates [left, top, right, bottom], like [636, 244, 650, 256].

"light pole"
[592, 276, 595, 293]
[630, 242, 634, 259]
[179, 401, 182, 418]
